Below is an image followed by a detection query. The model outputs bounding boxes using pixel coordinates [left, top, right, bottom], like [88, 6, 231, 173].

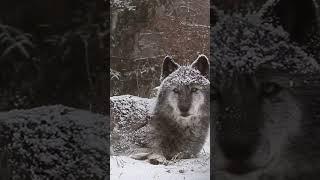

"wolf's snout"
[225, 161, 256, 175]
[179, 106, 189, 113]
[214, 102, 270, 175]
[180, 112, 190, 117]
[215, 128, 273, 175]
[180, 109, 190, 117]
[218, 132, 259, 160]
[179, 104, 191, 117]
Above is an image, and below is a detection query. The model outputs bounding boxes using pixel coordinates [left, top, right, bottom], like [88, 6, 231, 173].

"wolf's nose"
[179, 105, 190, 117]
[180, 106, 189, 113]
[180, 112, 190, 117]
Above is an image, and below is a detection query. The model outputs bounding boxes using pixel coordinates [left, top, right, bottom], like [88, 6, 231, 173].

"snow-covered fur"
[145, 55, 210, 163]
[212, 0, 320, 179]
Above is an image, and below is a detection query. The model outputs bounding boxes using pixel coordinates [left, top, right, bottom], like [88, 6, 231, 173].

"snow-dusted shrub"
[0, 105, 108, 179]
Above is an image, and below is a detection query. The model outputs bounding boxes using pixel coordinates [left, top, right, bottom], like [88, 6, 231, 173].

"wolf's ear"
[160, 56, 179, 81]
[191, 54, 209, 78]
[261, 0, 319, 43]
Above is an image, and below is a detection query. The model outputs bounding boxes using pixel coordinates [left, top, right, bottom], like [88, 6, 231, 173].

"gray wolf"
[111, 55, 210, 165]
[143, 55, 210, 164]
[211, 0, 320, 179]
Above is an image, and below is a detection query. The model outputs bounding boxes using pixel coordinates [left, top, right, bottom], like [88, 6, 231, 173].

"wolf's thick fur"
[148, 55, 210, 160]
[110, 55, 210, 164]
[212, 0, 320, 179]
[118, 55, 211, 164]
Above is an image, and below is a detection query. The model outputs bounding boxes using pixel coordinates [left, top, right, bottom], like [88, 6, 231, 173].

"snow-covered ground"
[110, 133, 210, 180]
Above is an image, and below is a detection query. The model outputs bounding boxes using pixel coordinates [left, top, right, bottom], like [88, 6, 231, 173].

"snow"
[111, 0, 135, 11]
[110, 133, 210, 180]
[161, 66, 210, 89]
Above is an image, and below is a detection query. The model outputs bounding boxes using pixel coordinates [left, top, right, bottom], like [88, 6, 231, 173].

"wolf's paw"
[129, 152, 151, 160]
[147, 153, 168, 165]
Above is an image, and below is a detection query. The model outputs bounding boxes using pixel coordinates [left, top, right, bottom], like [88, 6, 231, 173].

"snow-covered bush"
[0, 105, 108, 179]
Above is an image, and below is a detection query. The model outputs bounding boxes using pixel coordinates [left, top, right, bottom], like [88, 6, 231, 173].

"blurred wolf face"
[212, 70, 305, 176]
[211, 0, 320, 179]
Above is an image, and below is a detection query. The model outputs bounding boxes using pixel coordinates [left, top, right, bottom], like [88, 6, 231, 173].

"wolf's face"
[212, 0, 320, 178]
[154, 55, 210, 126]
[167, 81, 206, 118]
[212, 70, 306, 177]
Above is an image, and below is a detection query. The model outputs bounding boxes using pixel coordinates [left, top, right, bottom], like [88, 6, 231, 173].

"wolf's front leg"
[129, 148, 168, 165]
[129, 147, 153, 160]
[147, 153, 167, 165]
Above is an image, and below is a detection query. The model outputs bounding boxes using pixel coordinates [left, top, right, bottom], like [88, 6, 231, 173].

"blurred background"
[0, 0, 108, 114]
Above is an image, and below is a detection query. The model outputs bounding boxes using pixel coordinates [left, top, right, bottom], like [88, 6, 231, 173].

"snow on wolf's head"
[153, 55, 210, 125]
[212, 0, 320, 179]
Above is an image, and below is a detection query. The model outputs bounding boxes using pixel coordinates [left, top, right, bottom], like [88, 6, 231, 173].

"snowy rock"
[110, 95, 155, 155]
[0, 105, 108, 179]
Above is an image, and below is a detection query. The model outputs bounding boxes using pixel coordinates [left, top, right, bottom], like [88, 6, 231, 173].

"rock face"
[0, 105, 108, 179]
[110, 95, 155, 155]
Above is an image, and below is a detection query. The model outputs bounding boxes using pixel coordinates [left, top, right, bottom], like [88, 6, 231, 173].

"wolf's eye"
[173, 88, 180, 94]
[191, 87, 199, 93]
[261, 82, 281, 97]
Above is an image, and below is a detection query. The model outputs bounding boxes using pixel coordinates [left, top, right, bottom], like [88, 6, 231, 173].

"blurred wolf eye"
[261, 82, 281, 97]
[191, 87, 199, 93]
